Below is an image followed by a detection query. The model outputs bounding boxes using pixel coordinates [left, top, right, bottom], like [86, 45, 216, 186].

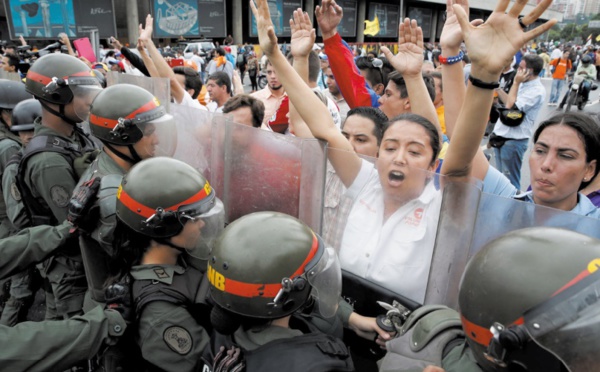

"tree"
[561, 23, 577, 40]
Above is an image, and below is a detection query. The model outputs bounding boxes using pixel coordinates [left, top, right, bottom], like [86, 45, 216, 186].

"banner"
[152, 0, 227, 38]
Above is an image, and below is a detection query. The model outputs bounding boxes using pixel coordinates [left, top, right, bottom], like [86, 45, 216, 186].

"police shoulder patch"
[163, 326, 193, 355]
[10, 182, 21, 201]
[50, 185, 70, 208]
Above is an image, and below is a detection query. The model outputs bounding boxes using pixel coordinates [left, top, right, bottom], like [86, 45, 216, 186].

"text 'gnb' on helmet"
[116, 157, 224, 259]
[25, 53, 102, 124]
[88, 84, 176, 164]
[208, 212, 341, 322]
[459, 227, 600, 372]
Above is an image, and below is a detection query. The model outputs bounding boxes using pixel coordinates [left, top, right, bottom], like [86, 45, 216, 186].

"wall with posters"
[3, 0, 116, 39]
[249, 0, 302, 37]
[152, 0, 226, 39]
[366, 2, 399, 38]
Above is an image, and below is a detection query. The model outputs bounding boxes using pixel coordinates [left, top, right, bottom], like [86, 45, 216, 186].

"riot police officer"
[0, 98, 41, 326]
[379, 227, 600, 372]
[203, 211, 355, 371]
[110, 156, 224, 371]
[74, 83, 174, 312]
[17, 53, 101, 320]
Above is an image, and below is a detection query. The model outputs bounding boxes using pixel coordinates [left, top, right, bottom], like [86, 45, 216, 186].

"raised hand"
[290, 9, 316, 58]
[315, 0, 343, 39]
[440, 0, 483, 49]
[454, 0, 556, 80]
[138, 14, 153, 42]
[250, 0, 278, 56]
[381, 18, 424, 78]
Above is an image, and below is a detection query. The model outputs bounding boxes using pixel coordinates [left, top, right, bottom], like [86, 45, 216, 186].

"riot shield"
[106, 72, 170, 112]
[470, 193, 600, 257]
[161, 103, 214, 175]
[216, 118, 327, 233]
[0, 71, 22, 82]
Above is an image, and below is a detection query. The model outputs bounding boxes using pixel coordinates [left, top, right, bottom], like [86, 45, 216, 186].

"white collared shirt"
[339, 160, 442, 303]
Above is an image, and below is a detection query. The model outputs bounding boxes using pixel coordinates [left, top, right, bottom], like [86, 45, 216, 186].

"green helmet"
[208, 212, 341, 320]
[459, 227, 600, 372]
[10, 99, 41, 132]
[0, 79, 32, 110]
[25, 53, 101, 105]
[116, 157, 223, 247]
[89, 84, 167, 146]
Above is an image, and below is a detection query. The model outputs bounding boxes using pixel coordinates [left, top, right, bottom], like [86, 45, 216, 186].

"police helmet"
[89, 84, 167, 146]
[459, 227, 600, 372]
[0, 79, 32, 110]
[25, 53, 101, 105]
[116, 157, 224, 252]
[208, 212, 341, 323]
[10, 98, 41, 132]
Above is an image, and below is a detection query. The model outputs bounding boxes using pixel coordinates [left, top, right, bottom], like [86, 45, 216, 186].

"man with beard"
[251, 60, 286, 127]
[324, 66, 350, 123]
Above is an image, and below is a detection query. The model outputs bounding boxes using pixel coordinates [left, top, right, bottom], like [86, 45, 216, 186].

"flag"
[585, 34, 592, 46]
[364, 16, 380, 36]
[596, 34, 600, 42]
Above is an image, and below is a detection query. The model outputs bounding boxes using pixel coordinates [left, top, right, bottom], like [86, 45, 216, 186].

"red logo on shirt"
[414, 208, 424, 220]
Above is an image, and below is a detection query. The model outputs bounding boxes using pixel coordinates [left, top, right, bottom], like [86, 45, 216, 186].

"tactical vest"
[202, 316, 355, 372]
[378, 305, 465, 372]
[15, 130, 98, 227]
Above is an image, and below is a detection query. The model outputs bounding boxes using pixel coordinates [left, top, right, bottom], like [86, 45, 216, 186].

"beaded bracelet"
[438, 50, 464, 65]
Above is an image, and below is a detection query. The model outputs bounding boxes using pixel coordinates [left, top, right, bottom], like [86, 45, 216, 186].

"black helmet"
[10, 99, 41, 132]
[459, 227, 600, 372]
[116, 157, 224, 254]
[0, 80, 32, 110]
[25, 53, 101, 105]
[581, 55, 592, 65]
[88, 84, 167, 146]
[208, 212, 341, 322]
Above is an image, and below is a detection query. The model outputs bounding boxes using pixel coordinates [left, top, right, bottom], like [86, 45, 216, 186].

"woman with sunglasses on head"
[106, 156, 224, 371]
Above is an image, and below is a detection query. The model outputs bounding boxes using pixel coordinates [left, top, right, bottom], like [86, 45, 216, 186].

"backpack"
[236, 53, 246, 66]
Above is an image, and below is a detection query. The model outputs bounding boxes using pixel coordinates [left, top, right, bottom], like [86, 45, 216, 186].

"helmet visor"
[525, 270, 600, 371]
[179, 197, 224, 260]
[153, 113, 178, 157]
[133, 113, 174, 159]
[307, 246, 341, 318]
[72, 84, 103, 121]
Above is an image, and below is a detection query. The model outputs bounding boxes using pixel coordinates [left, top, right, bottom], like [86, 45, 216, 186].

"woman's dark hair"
[344, 106, 388, 145]
[106, 221, 152, 285]
[383, 113, 441, 166]
[533, 112, 600, 190]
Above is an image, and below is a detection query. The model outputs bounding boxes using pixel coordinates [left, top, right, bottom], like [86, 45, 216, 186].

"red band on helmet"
[89, 99, 160, 128]
[26, 70, 94, 86]
[461, 315, 493, 346]
[118, 182, 211, 218]
[209, 234, 320, 298]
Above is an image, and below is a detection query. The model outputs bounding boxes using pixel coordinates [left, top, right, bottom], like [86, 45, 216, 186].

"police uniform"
[131, 263, 210, 372]
[0, 306, 126, 372]
[20, 123, 96, 319]
[0, 125, 21, 237]
[204, 315, 355, 372]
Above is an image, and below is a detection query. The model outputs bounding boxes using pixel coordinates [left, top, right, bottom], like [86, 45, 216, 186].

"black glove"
[105, 275, 134, 324]
[67, 177, 100, 232]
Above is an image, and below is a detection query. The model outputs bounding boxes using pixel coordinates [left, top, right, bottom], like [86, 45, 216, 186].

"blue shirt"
[483, 166, 600, 218]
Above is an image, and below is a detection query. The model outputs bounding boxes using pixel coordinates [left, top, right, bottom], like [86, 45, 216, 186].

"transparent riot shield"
[0, 71, 22, 82]
[217, 118, 327, 233]
[106, 72, 170, 112]
[162, 103, 215, 175]
[469, 193, 600, 259]
[525, 270, 600, 372]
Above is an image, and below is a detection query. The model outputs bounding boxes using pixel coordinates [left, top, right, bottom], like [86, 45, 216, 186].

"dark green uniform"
[0, 306, 126, 371]
[0, 126, 21, 238]
[21, 124, 94, 319]
[131, 263, 210, 372]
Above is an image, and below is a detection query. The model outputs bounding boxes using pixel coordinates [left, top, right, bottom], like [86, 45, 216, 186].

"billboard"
[249, 0, 303, 37]
[4, 0, 117, 39]
[152, 0, 227, 38]
[367, 2, 399, 38]
[407, 7, 433, 39]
